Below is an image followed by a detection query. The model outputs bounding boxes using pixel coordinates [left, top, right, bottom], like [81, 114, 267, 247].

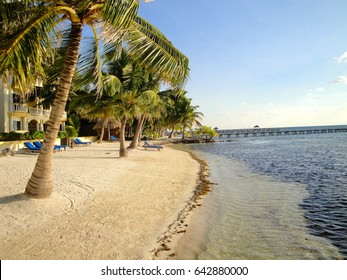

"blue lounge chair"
[110, 135, 118, 142]
[143, 141, 163, 151]
[24, 142, 41, 153]
[33, 141, 67, 151]
[73, 138, 91, 146]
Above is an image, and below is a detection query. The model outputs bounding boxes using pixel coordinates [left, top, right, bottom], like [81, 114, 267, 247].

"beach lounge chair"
[143, 141, 163, 151]
[24, 142, 41, 153]
[73, 138, 91, 146]
[33, 141, 67, 151]
[110, 135, 118, 142]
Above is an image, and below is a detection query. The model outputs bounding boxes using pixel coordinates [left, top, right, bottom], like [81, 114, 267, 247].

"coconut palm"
[105, 49, 152, 155]
[161, 90, 203, 139]
[115, 90, 142, 157]
[71, 74, 122, 143]
[128, 72, 162, 149]
[160, 89, 187, 138]
[179, 102, 204, 139]
[0, 0, 189, 198]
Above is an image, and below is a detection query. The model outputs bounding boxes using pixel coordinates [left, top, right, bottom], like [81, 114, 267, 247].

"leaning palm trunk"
[98, 118, 108, 143]
[168, 126, 175, 138]
[138, 116, 147, 142]
[99, 126, 105, 143]
[182, 126, 186, 140]
[128, 115, 145, 149]
[107, 124, 111, 141]
[119, 116, 128, 157]
[25, 23, 83, 199]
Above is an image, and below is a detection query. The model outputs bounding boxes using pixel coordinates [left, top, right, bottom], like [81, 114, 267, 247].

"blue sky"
[138, 0, 347, 129]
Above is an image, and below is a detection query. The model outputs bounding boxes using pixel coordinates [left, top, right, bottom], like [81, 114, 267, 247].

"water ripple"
[188, 133, 347, 259]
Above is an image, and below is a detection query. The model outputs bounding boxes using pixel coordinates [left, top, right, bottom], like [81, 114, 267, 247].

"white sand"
[0, 142, 200, 259]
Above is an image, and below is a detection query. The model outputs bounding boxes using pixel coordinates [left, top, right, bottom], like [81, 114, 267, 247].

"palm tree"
[71, 75, 122, 143]
[128, 72, 161, 149]
[179, 102, 204, 139]
[0, 0, 189, 198]
[115, 91, 142, 157]
[160, 90, 203, 139]
[160, 89, 187, 138]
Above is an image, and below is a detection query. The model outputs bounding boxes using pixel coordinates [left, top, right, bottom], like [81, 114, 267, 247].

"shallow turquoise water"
[178, 133, 346, 259]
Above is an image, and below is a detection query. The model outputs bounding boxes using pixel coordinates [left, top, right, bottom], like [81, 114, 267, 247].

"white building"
[0, 77, 67, 133]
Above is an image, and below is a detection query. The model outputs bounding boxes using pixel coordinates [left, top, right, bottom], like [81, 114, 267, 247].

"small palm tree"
[0, 0, 189, 198]
[71, 75, 122, 143]
[176, 99, 204, 139]
[128, 72, 162, 149]
[115, 91, 142, 157]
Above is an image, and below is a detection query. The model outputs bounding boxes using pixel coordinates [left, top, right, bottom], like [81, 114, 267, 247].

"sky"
[138, 0, 347, 129]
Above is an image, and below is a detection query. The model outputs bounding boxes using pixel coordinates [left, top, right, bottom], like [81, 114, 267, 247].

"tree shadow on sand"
[0, 193, 30, 205]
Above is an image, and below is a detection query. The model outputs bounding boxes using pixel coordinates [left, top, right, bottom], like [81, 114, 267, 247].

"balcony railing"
[43, 109, 50, 117]
[12, 103, 28, 112]
[28, 107, 43, 115]
[11, 104, 67, 120]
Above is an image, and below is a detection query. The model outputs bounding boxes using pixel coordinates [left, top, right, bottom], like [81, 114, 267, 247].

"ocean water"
[177, 132, 347, 259]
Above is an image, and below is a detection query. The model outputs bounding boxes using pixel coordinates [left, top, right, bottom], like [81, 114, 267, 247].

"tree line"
[0, 0, 208, 199]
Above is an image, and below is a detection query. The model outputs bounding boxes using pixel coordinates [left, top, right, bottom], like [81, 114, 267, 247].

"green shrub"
[6, 131, 22, 141]
[0, 131, 46, 141]
[65, 126, 78, 138]
[58, 131, 68, 139]
[0, 133, 6, 141]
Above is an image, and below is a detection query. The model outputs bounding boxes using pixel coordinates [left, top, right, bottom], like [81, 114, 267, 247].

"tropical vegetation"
[0, 0, 189, 199]
[195, 126, 219, 142]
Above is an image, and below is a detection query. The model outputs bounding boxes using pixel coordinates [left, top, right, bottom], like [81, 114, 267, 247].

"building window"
[12, 94, 21, 103]
[13, 121, 21, 131]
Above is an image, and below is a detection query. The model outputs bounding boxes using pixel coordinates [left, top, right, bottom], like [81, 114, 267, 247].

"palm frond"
[0, 0, 38, 33]
[102, 0, 139, 32]
[103, 74, 123, 95]
[0, 3, 63, 93]
[125, 16, 190, 86]
[73, 24, 103, 95]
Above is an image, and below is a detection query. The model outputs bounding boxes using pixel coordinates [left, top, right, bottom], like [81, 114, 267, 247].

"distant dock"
[217, 125, 347, 138]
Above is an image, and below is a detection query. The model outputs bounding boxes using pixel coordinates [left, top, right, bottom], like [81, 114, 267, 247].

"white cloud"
[309, 87, 324, 93]
[240, 102, 246, 106]
[329, 75, 347, 84]
[335, 52, 347, 63]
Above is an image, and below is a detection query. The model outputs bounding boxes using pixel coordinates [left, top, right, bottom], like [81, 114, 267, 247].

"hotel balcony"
[11, 103, 29, 117]
[28, 107, 44, 116]
[10, 104, 67, 120]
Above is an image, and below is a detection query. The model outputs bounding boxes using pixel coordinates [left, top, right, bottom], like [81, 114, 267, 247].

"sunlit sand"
[0, 142, 200, 259]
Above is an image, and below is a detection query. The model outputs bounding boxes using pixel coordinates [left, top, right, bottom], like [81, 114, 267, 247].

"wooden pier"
[217, 125, 347, 138]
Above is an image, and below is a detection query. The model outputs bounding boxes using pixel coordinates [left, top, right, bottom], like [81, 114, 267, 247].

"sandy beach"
[0, 142, 202, 260]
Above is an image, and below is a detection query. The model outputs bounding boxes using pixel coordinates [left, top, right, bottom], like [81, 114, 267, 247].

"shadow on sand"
[0, 193, 30, 205]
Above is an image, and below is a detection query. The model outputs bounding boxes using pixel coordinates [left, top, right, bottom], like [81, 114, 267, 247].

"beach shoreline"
[0, 141, 209, 260]
[150, 148, 212, 259]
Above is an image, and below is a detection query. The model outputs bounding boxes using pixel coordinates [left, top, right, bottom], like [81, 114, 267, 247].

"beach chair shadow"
[143, 141, 163, 151]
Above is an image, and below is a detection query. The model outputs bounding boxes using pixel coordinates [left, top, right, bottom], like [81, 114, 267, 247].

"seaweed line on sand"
[150, 150, 213, 259]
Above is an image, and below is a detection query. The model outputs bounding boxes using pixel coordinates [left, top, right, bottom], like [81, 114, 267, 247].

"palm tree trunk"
[168, 125, 175, 138]
[107, 124, 111, 141]
[119, 116, 128, 157]
[25, 23, 83, 199]
[98, 119, 108, 143]
[128, 115, 145, 149]
[138, 116, 147, 142]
